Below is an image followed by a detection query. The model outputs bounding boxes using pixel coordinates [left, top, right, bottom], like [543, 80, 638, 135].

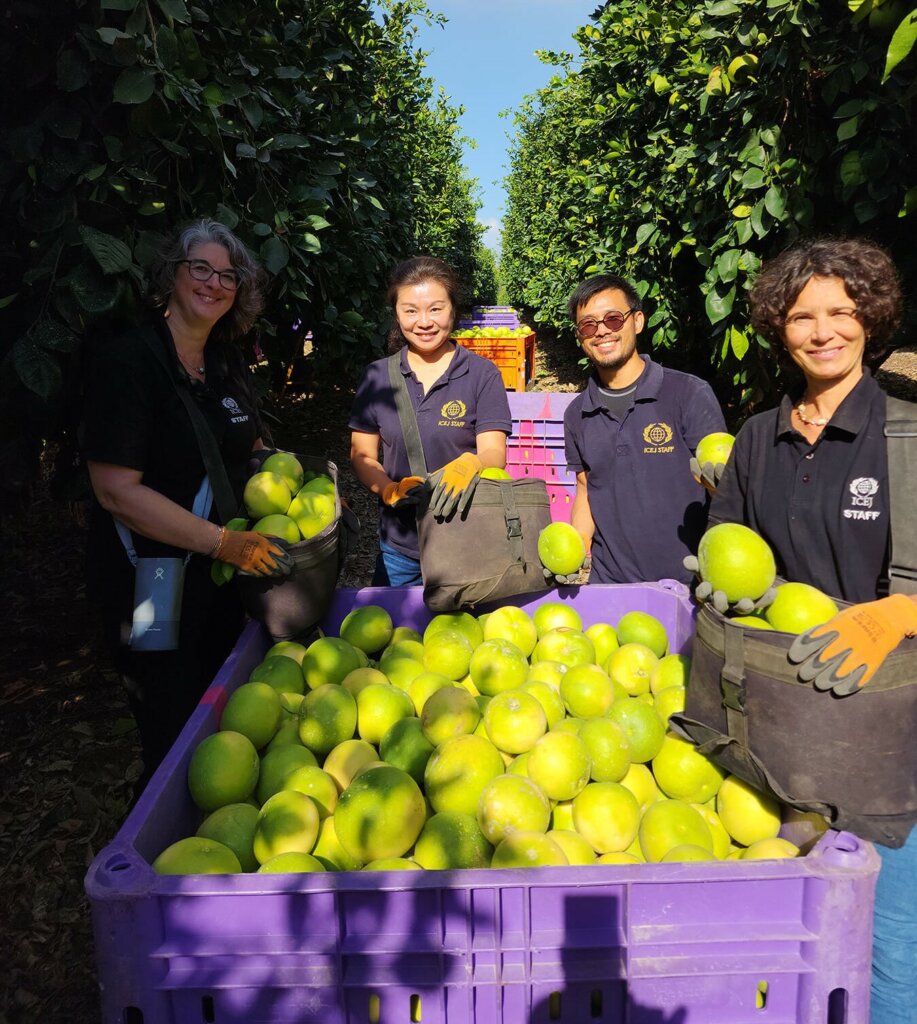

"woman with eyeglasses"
[705, 236, 916, 1023]
[563, 273, 727, 586]
[82, 218, 291, 796]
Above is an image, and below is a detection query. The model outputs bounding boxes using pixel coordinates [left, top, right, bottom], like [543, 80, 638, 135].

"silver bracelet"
[207, 526, 226, 559]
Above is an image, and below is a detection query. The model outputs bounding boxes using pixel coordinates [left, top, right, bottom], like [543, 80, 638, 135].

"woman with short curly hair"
[706, 235, 915, 1024]
[82, 218, 291, 796]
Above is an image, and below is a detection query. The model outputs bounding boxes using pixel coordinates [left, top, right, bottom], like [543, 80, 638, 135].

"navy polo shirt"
[349, 344, 511, 559]
[564, 355, 726, 584]
[709, 371, 891, 604]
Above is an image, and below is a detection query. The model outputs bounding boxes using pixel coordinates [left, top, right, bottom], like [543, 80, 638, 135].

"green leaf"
[69, 264, 122, 313]
[707, 0, 742, 14]
[716, 249, 741, 283]
[729, 326, 749, 359]
[156, 26, 179, 68]
[0, 294, 18, 310]
[57, 50, 89, 92]
[839, 151, 865, 188]
[155, 0, 191, 23]
[705, 284, 736, 325]
[79, 227, 134, 275]
[301, 233, 322, 253]
[740, 167, 766, 188]
[113, 66, 155, 104]
[12, 335, 62, 400]
[98, 27, 133, 45]
[837, 116, 859, 142]
[275, 67, 303, 80]
[763, 186, 786, 220]
[272, 134, 309, 150]
[260, 237, 289, 274]
[833, 99, 865, 119]
[32, 319, 79, 352]
[635, 223, 657, 246]
[214, 203, 239, 229]
[305, 215, 331, 231]
[731, 204, 753, 218]
[101, 0, 138, 8]
[883, 12, 917, 82]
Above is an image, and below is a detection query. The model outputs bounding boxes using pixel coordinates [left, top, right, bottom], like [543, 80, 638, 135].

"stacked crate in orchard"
[453, 306, 535, 392]
[506, 392, 578, 523]
[85, 581, 879, 1024]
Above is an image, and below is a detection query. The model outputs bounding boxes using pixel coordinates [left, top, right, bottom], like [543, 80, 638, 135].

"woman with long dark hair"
[349, 256, 512, 586]
[82, 218, 291, 794]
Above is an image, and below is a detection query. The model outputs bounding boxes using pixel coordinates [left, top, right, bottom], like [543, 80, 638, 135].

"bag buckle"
[720, 666, 746, 713]
[505, 513, 523, 539]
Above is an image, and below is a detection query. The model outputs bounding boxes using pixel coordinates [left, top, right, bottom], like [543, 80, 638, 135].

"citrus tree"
[502, 0, 915, 419]
[0, 0, 494, 494]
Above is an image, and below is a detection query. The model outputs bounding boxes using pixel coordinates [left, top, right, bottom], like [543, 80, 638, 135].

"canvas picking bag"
[237, 455, 359, 642]
[670, 604, 917, 848]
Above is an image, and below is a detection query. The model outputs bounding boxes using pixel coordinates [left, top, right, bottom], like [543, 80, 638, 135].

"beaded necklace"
[795, 401, 829, 427]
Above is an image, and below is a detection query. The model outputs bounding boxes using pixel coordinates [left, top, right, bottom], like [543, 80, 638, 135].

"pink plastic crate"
[507, 392, 578, 522]
[85, 585, 879, 1024]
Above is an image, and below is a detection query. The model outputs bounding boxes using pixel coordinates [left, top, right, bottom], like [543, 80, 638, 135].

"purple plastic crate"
[85, 585, 879, 1024]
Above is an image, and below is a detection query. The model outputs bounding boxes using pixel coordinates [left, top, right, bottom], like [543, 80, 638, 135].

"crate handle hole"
[410, 993, 422, 1022]
[368, 994, 381, 1024]
[201, 995, 215, 1023]
[105, 853, 133, 872]
[548, 991, 562, 1020]
[755, 981, 768, 1010]
[123, 1008, 144, 1024]
[590, 989, 603, 1017]
[827, 987, 848, 1023]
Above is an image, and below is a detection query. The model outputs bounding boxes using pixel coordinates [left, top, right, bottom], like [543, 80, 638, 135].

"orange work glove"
[787, 594, 917, 696]
[214, 529, 294, 577]
[382, 475, 428, 508]
[428, 453, 482, 518]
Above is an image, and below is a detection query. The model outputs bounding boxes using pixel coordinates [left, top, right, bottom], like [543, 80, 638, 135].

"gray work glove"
[689, 457, 726, 495]
[683, 554, 776, 615]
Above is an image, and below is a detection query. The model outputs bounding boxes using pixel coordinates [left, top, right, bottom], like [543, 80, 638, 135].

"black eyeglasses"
[176, 259, 240, 291]
[575, 308, 635, 339]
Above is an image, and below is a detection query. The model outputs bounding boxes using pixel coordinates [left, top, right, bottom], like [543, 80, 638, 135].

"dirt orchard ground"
[1, 326, 915, 1024]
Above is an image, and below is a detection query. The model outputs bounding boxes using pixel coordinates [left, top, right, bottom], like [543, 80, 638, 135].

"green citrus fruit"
[301, 637, 364, 690]
[379, 717, 436, 786]
[220, 681, 283, 749]
[152, 836, 241, 875]
[253, 789, 321, 864]
[716, 775, 781, 846]
[697, 523, 777, 603]
[639, 799, 714, 862]
[413, 811, 493, 869]
[572, 782, 641, 854]
[298, 684, 357, 757]
[537, 522, 586, 576]
[763, 582, 838, 634]
[243, 471, 292, 519]
[322, 739, 379, 792]
[257, 851, 326, 873]
[340, 605, 394, 654]
[491, 831, 569, 868]
[607, 698, 666, 763]
[249, 655, 305, 696]
[251, 514, 300, 544]
[476, 774, 551, 845]
[423, 734, 504, 815]
[260, 451, 304, 494]
[188, 731, 260, 812]
[615, 611, 669, 657]
[196, 802, 261, 872]
[483, 690, 547, 753]
[531, 602, 583, 637]
[579, 717, 631, 783]
[334, 765, 426, 862]
[256, 744, 318, 805]
[420, 685, 481, 746]
[694, 432, 735, 467]
[652, 733, 727, 803]
[526, 730, 592, 802]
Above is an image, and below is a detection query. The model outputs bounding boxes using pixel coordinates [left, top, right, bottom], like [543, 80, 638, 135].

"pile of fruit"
[153, 601, 825, 876]
[212, 451, 336, 583]
[451, 326, 532, 340]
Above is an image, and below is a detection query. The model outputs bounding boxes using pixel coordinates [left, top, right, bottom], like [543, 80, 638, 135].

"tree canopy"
[501, 0, 915, 419]
[0, 0, 495, 492]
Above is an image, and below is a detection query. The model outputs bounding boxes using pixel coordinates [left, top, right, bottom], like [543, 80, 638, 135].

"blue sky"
[414, 1, 599, 252]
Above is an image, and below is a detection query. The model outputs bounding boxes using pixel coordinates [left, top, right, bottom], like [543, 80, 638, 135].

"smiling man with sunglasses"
[563, 274, 726, 585]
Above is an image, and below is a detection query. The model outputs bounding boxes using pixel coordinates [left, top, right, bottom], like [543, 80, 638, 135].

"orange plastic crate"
[453, 333, 536, 391]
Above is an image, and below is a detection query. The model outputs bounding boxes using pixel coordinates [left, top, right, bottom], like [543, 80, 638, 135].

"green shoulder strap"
[885, 395, 917, 596]
[387, 353, 428, 477]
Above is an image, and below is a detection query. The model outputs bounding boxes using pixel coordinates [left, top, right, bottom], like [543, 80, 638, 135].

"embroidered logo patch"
[843, 476, 882, 521]
[222, 395, 249, 424]
[438, 399, 467, 427]
[642, 422, 674, 453]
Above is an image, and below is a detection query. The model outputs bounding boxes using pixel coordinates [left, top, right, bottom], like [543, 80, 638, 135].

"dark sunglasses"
[176, 259, 240, 291]
[575, 308, 635, 339]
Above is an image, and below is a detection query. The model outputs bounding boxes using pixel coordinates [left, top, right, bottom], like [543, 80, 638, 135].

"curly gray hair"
[149, 219, 266, 341]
